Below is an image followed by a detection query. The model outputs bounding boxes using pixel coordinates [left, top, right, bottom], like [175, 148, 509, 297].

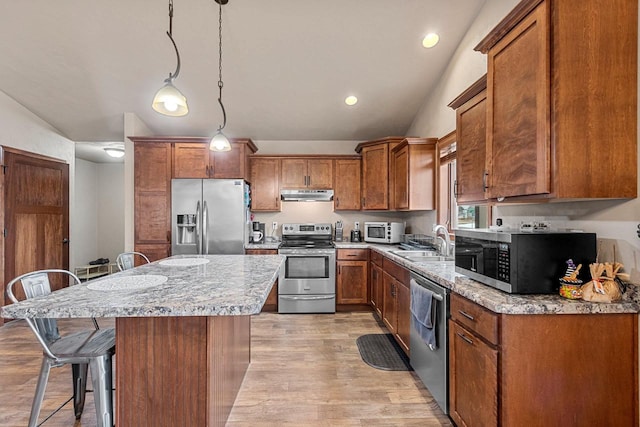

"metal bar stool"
[6, 269, 115, 427]
[115, 251, 150, 271]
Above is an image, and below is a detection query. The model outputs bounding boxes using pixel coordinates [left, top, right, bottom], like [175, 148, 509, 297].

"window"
[437, 131, 489, 232]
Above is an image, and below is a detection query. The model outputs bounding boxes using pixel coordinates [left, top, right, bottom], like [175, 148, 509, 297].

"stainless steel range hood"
[280, 189, 334, 202]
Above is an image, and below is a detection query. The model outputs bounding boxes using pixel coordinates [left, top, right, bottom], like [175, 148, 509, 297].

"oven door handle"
[279, 295, 335, 301]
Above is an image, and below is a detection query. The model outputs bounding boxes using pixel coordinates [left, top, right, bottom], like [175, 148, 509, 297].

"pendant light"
[152, 0, 189, 117]
[210, 0, 231, 152]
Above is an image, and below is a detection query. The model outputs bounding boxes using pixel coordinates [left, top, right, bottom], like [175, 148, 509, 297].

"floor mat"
[356, 333, 412, 371]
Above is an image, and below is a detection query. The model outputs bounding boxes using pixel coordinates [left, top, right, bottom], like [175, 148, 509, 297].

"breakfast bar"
[1, 254, 284, 427]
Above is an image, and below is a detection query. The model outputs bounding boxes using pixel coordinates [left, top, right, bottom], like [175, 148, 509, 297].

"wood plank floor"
[0, 312, 451, 426]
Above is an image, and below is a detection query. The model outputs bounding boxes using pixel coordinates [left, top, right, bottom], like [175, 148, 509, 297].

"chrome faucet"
[433, 224, 452, 257]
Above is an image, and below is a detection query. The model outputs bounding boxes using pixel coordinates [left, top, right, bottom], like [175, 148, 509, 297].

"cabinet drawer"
[337, 249, 369, 261]
[450, 293, 499, 345]
[370, 250, 383, 266]
[383, 258, 410, 284]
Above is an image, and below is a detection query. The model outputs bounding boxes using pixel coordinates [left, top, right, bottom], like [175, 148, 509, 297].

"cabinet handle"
[458, 310, 475, 321]
[362, 197, 366, 207]
[206, 165, 210, 177]
[456, 332, 474, 345]
[482, 170, 489, 191]
[453, 180, 458, 199]
[347, 254, 357, 257]
[167, 231, 171, 242]
[336, 197, 340, 207]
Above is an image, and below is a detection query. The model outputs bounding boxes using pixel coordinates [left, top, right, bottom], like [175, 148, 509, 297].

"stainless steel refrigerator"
[171, 179, 250, 255]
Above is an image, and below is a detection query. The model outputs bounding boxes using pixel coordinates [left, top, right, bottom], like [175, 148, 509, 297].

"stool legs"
[90, 354, 114, 427]
[72, 363, 89, 419]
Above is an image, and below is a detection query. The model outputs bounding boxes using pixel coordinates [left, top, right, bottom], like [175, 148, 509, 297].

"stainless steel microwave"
[364, 222, 405, 244]
[454, 229, 596, 294]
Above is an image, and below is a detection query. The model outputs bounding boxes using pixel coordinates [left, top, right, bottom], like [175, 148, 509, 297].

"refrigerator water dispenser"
[176, 214, 197, 245]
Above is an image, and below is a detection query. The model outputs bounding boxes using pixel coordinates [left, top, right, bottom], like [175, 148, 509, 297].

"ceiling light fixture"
[104, 147, 125, 158]
[422, 33, 440, 48]
[210, 0, 231, 152]
[152, 0, 189, 117]
[345, 95, 358, 106]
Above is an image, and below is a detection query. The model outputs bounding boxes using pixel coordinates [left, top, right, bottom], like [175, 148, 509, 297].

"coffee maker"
[350, 221, 361, 242]
[251, 221, 265, 243]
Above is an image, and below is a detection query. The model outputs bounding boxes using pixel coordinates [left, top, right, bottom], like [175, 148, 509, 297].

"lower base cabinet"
[245, 249, 278, 312]
[336, 249, 369, 309]
[449, 293, 639, 426]
[381, 258, 410, 355]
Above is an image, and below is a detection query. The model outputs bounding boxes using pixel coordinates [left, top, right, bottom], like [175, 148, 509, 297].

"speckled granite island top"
[335, 242, 640, 315]
[1, 254, 284, 319]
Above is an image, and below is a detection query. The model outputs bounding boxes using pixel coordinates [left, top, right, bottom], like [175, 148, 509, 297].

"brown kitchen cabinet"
[381, 257, 410, 354]
[131, 138, 172, 257]
[333, 158, 361, 210]
[449, 292, 638, 426]
[448, 75, 487, 204]
[336, 249, 369, 308]
[245, 248, 278, 312]
[249, 157, 281, 211]
[356, 137, 404, 210]
[133, 244, 171, 263]
[173, 138, 257, 180]
[369, 250, 383, 318]
[474, 0, 637, 201]
[280, 158, 333, 189]
[391, 138, 437, 211]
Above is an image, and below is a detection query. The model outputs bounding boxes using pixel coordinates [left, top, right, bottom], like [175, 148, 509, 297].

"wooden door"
[337, 261, 368, 305]
[361, 145, 388, 210]
[369, 263, 383, 317]
[173, 143, 209, 178]
[456, 90, 487, 203]
[280, 159, 307, 188]
[211, 144, 246, 179]
[334, 159, 361, 210]
[381, 272, 397, 334]
[306, 159, 333, 189]
[250, 158, 280, 211]
[393, 145, 409, 210]
[1, 148, 70, 319]
[486, 1, 550, 199]
[395, 282, 410, 354]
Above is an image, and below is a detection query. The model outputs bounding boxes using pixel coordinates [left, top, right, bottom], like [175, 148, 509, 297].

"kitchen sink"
[388, 250, 453, 263]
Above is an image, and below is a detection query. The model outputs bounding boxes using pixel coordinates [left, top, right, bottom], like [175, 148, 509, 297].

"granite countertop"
[343, 243, 640, 315]
[1, 254, 285, 319]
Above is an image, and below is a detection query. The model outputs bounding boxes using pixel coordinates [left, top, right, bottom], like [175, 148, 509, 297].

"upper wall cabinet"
[249, 157, 281, 212]
[173, 138, 257, 180]
[391, 138, 437, 211]
[475, 0, 637, 201]
[448, 76, 488, 204]
[356, 137, 405, 210]
[334, 158, 362, 210]
[280, 158, 333, 189]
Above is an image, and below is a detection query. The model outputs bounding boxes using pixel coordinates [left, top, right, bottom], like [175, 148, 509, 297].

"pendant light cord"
[217, 0, 227, 131]
[166, 0, 181, 82]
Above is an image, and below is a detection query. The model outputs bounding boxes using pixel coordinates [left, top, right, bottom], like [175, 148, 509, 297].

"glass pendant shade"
[152, 81, 189, 116]
[210, 131, 231, 151]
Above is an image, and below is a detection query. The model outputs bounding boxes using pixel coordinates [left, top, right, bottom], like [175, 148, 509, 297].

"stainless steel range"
[278, 223, 336, 313]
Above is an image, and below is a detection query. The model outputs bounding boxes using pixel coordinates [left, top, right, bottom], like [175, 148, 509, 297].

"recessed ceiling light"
[104, 147, 125, 158]
[345, 95, 358, 106]
[422, 33, 440, 48]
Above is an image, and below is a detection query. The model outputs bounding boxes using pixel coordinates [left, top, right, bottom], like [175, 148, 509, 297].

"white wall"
[74, 159, 99, 264]
[0, 90, 79, 268]
[97, 163, 125, 262]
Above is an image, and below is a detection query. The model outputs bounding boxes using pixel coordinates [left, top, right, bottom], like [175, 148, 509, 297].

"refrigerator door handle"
[196, 201, 202, 254]
[203, 200, 209, 254]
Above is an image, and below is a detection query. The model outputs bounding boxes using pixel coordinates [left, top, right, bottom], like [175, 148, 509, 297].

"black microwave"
[454, 229, 596, 294]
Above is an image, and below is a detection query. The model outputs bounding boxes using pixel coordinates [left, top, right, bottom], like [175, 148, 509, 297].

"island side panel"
[500, 313, 639, 426]
[116, 316, 251, 427]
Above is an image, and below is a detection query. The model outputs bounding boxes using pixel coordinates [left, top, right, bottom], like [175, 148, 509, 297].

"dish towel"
[410, 279, 438, 350]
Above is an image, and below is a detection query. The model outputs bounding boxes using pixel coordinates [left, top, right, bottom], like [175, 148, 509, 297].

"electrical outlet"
[272, 222, 278, 231]
[354, 221, 360, 230]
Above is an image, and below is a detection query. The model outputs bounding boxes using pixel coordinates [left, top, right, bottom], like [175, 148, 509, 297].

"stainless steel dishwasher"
[409, 271, 450, 415]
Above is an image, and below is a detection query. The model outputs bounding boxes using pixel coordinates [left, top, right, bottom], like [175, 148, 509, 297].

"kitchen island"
[1, 254, 284, 427]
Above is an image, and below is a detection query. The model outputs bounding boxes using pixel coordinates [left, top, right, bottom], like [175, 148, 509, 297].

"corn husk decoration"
[581, 262, 624, 303]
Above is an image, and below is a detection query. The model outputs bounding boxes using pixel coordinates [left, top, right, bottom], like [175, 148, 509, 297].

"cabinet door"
[456, 90, 488, 203]
[393, 145, 409, 210]
[210, 143, 247, 179]
[334, 159, 361, 210]
[280, 159, 307, 188]
[395, 282, 410, 354]
[306, 159, 333, 189]
[486, 2, 550, 199]
[134, 143, 172, 245]
[361, 145, 389, 210]
[449, 321, 498, 427]
[250, 158, 281, 211]
[134, 244, 170, 263]
[173, 143, 209, 178]
[337, 260, 368, 305]
[370, 263, 383, 317]
[381, 272, 397, 334]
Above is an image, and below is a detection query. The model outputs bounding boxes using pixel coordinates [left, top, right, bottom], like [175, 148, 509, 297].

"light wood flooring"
[0, 312, 451, 426]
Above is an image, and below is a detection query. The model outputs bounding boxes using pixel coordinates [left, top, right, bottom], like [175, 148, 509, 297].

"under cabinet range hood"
[280, 189, 334, 202]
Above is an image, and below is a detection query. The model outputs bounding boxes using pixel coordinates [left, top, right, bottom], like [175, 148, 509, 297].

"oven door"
[278, 249, 336, 295]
